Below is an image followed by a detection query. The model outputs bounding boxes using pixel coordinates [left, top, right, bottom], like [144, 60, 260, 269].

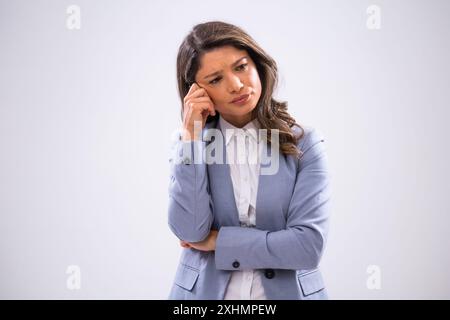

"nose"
[227, 74, 244, 93]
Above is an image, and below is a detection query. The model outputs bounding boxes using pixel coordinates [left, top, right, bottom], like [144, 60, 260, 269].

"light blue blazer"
[167, 118, 332, 300]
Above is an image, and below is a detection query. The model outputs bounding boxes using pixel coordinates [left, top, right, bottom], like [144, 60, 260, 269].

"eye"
[236, 63, 248, 71]
[209, 77, 222, 85]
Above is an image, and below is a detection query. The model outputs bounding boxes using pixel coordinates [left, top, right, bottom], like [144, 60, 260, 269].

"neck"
[221, 113, 255, 128]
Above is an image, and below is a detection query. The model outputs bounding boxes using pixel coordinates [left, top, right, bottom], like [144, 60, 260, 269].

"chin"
[222, 110, 251, 120]
[228, 102, 257, 113]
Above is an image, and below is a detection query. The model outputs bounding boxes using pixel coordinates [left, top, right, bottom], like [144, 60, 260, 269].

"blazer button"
[265, 269, 275, 279]
[232, 261, 240, 268]
[182, 157, 192, 165]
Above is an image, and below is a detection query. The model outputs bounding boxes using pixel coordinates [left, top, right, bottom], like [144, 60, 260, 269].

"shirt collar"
[218, 114, 260, 146]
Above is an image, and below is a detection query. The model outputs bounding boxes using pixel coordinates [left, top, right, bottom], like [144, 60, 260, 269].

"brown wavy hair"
[176, 21, 304, 159]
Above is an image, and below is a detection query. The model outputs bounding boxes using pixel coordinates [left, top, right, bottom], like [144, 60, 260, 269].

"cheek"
[249, 70, 262, 93]
[208, 88, 227, 105]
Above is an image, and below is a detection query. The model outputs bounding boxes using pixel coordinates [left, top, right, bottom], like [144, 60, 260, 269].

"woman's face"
[194, 45, 262, 127]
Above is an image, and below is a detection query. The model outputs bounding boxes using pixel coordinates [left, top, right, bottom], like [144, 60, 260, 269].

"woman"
[168, 21, 332, 300]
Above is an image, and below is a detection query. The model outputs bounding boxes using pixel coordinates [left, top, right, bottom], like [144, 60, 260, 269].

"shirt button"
[232, 261, 240, 268]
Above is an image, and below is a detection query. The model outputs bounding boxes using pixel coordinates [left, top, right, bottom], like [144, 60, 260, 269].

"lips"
[231, 94, 250, 103]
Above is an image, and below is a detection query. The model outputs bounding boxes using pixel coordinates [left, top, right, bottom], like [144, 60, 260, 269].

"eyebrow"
[203, 56, 248, 80]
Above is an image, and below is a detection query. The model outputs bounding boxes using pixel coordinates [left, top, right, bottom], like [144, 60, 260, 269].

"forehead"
[198, 46, 248, 74]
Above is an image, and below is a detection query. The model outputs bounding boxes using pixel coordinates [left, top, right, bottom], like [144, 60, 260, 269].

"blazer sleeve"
[167, 138, 214, 242]
[215, 128, 332, 270]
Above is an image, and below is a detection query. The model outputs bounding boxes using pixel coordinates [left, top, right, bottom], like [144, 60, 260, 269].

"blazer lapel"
[206, 119, 240, 227]
[255, 141, 271, 230]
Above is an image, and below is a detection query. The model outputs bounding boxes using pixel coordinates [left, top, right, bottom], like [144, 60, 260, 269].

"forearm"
[214, 224, 327, 270]
[168, 140, 213, 242]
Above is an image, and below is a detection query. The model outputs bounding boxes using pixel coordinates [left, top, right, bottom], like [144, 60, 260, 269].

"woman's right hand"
[182, 83, 216, 141]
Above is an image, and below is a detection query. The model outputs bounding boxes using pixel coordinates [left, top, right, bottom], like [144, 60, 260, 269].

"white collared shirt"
[219, 115, 267, 300]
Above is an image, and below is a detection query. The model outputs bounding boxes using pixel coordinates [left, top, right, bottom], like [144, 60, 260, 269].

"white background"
[0, 0, 449, 299]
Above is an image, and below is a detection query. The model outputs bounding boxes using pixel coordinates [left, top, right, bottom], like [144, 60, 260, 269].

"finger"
[187, 82, 199, 94]
[188, 87, 207, 100]
[192, 89, 216, 115]
[183, 97, 200, 118]
[186, 97, 213, 108]
[189, 96, 213, 104]
[185, 83, 202, 100]
[180, 241, 190, 248]
[184, 91, 208, 113]
[183, 84, 199, 105]
[188, 97, 216, 115]
[191, 101, 216, 116]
